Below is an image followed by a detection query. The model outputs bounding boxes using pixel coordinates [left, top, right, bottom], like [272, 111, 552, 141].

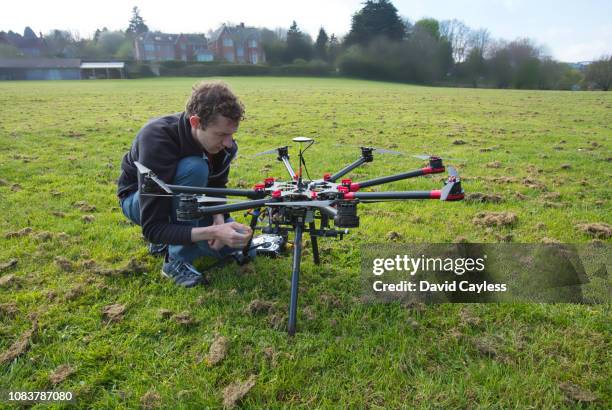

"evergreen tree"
[127, 6, 149, 35]
[315, 27, 329, 61]
[285, 21, 312, 62]
[345, 0, 406, 46]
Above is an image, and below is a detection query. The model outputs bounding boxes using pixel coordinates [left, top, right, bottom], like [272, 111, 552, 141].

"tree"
[315, 27, 329, 61]
[328, 34, 341, 63]
[414, 18, 440, 41]
[440, 19, 471, 63]
[285, 21, 313, 62]
[44, 30, 75, 57]
[127, 6, 148, 35]
[585, 55, 612, 91]
[345, 0, 406, 46]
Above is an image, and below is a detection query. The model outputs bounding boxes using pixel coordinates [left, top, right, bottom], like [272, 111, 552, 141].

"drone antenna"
[292, 137, 314, 189]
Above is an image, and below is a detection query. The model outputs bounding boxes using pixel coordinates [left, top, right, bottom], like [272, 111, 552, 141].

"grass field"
[0, 77, 610, 409]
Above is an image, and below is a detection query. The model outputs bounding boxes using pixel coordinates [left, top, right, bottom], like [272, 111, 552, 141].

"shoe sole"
[160, 268, 201, 287]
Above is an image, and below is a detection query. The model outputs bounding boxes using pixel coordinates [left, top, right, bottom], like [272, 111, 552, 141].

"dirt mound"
[473, 212, 517, 227]
[465, 192, 503, 203]
[0, 259, 17, 272]
[140, 391, 162, 409]
[245, 299, 274, 315]
[206, 335, 229, 366]
[0, 319, 37, 364]
[559, 382, 597, 403]
[576, 223, 611, 239]
[5, 227, 32, 238]
[102, 303, 126, 323]
[222, 375, 257, 409]
[49, 364, 75, 385]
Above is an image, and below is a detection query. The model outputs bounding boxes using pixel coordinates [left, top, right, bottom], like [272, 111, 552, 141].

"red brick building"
[208, 23, 265, 64]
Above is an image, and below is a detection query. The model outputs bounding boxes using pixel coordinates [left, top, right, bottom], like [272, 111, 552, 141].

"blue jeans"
[120, 156, 239, 264]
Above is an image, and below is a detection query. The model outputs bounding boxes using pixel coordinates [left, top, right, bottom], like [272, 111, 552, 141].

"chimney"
[240, 22, 245, 28]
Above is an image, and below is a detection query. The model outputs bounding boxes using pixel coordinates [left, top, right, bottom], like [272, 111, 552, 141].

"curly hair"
[185, 81, 245, 129]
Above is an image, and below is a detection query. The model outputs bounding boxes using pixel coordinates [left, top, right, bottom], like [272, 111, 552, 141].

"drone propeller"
[254, 146, 287, 157]
[413, 154, 464, 162]
[134, 161, 173, 194]
[335, 144, 403, 155]
[440, 166, 461, 200]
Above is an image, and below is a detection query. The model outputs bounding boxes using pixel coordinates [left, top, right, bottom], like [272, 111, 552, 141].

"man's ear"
[189, 115, 200, 129]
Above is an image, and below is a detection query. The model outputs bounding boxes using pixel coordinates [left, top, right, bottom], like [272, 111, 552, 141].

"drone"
[135, 137, 464, 336]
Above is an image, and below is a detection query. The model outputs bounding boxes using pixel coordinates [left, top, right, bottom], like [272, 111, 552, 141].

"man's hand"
[208, 214, 226, 251]
[211, 221, 253, 249]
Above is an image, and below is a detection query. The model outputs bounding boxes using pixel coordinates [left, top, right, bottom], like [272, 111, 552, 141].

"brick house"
[133, 32, 213, 62]
[208, 23, 265, 64]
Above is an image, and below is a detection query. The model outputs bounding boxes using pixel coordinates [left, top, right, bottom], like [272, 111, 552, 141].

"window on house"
[224, 51, 235, 62]
[223, 38, 233, 47]
[237, 47, 244, 57]
[144, 44, 154, 51]
[249, 40, 257, 47]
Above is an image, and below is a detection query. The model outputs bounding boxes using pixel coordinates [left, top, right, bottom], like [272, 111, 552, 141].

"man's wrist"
[191, 225, 219, 243]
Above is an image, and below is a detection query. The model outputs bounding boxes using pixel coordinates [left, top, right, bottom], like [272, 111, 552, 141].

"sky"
[2, 0, 610, 62]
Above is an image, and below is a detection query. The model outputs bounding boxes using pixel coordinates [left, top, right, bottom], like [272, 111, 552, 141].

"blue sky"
[3, 0, 610, 61]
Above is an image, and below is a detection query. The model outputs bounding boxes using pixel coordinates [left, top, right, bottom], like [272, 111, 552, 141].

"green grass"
[0, 77, 610, 409]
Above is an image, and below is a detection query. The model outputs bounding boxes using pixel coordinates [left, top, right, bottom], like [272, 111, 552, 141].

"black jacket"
[117, 112, 237, 245]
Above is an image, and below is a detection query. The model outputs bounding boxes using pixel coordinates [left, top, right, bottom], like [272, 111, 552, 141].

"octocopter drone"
[135, 137, 464, 335]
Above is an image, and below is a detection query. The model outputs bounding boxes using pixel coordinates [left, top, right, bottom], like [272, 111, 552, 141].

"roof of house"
[137, 32, 208, 46]
[209, 24, 260, 43]
[0, 58, 81, 68]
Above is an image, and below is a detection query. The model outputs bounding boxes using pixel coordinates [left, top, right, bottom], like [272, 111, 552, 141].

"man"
[117, 81, 253, 287]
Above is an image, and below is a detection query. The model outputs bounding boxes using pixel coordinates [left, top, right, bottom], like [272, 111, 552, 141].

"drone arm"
[346, 190, 463, 201]
[328, 157, 368, 182]
[280, 156, 296, 179]
[351, 166, 445, 190]
[166, 184, 264, 199]
[319, 205, 338, 218]
[195, 198, 272, 216]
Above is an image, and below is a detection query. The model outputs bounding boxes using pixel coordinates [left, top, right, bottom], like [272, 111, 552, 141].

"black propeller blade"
[254, 146, 287, 157]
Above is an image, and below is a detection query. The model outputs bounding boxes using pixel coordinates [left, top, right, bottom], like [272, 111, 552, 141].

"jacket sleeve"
[137, 130, 193, 245]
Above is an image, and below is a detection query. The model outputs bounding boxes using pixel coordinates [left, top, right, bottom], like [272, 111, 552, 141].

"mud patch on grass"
[0, 274, 19, 288]
[465, 192, 503, 203]
[222, 375, 257, 409]
[486, 161, 501, 168]
[65, 285, 84, 301]
[0, 302, 18, 318]
[158, 308, 173, 319]
[49, 364, 75, 385]
[140, 391, 162, 409]
[52, 211, 65, 218]
[523, 178, 546, 190]
[268, 312, 287, 330]
[81, 215, 95, 223]
[473, 212, 517, 227]
[386, 231, 402, 241]
[172, 311, 197, 325]
[245, 299, 275, 315]
[55, 256, 74, 272]
[0, 319, 38, 364]
[102, 303, 126, 323]
[459, 307, 482, 327]
[575, 223, 611, 239]
[206, 335, 229, 366]
[559, 382, 597, 403]
[0, 259, 18, 272]
[73, 201, 97, 212]
[5, 227, 32, 238]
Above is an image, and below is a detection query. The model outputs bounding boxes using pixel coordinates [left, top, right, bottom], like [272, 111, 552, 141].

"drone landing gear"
[288, 224, 303, 336]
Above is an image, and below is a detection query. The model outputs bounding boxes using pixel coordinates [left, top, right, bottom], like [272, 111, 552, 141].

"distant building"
[208, 23, 265, 64]
[133, 32, 213, 62]
[0, 59, 125, 80]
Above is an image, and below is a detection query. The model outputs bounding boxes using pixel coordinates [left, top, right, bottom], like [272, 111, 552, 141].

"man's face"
[190, 115, 238, 154]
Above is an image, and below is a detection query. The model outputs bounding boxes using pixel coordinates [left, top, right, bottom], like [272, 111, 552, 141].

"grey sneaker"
[148, 242, 168, 257]
[161, 256, 205, 287]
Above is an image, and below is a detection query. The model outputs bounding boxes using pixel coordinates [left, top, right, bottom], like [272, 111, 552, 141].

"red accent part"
[430, 190, 441, 199]
[311, 191, 318, 199]
[341, 178, 352, 186]
[338, 186, 349, 194]
[272, 190, 282, 198]
[254, 183, 265, 191]
[349, 183, 361, 192]
[264, 177, 275, 186]
[446, 193, 464, 201]
[343, 192, 355, 200]
[422, 167, 445, 175]
[293, 175, 298, 180]
[323, 173, 331, 181]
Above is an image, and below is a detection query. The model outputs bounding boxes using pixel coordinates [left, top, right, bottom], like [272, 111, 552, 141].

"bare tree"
[440, 19, 471, 62]
[468, 28, 490, 57]
[585, 55, 612, 91]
